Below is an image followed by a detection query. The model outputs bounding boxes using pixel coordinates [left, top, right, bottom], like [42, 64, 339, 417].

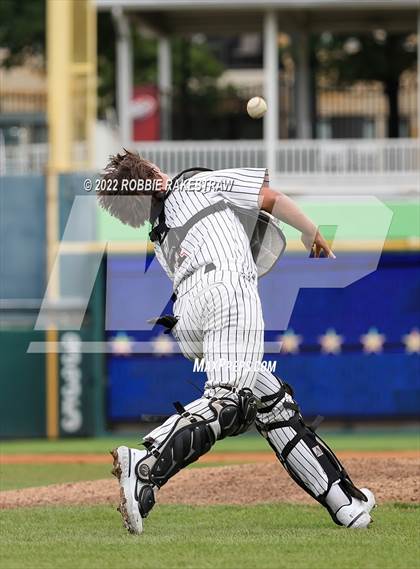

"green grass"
[1, 433, 418, 568]
[0, 504, 418, 569]
[0, 464, 110, 491]
[1, 431, 419, 455]
[0, 461, 251, 492]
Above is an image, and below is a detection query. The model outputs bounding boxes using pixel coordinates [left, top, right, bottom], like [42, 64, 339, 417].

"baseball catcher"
[98, 150, 375, 534]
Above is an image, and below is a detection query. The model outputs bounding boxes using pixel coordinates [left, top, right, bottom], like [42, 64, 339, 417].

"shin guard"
[136, 389, 257, 489]
[256, 376, 367, 523]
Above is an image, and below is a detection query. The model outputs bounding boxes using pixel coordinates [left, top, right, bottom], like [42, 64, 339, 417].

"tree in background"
[0, 0, 115, 117]
[0, 0, 45, 67]
[315, 31, 417, 138]
[0, 2, 227, 134]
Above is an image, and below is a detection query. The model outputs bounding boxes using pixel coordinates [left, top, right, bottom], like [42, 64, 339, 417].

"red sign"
[132, 85, 160, 141]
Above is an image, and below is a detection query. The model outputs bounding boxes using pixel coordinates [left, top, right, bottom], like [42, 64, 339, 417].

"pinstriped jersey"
[153, 168, 268, 290]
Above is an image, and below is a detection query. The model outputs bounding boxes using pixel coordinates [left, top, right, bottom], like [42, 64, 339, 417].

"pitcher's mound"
[1, 457, 418, 510]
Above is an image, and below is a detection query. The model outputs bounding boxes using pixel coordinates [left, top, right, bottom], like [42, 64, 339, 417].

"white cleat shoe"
[335, 488, 376, 529]
[111, 446, 155, 535]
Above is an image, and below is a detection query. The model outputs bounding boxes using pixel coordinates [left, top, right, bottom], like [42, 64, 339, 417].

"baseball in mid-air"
[246, 96, 267, 119]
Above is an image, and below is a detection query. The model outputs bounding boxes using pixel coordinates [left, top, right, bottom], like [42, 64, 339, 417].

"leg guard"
[256, 376, 367, 524]
[136, 388, 257, 490]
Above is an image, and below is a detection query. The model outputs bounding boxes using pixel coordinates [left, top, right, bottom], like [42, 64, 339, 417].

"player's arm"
[259, 185, 336, 258]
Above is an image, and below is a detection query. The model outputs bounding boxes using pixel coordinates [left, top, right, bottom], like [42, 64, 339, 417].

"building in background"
[0, 51, 47, 144]
[1, 2, 419, 163]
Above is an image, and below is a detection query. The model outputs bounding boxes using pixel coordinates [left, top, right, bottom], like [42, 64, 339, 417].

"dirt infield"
[1, 455, 418, 509]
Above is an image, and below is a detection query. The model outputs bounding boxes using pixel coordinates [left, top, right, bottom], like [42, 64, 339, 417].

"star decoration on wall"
[318, 329, 344, 354]
[151, 334, 175, 357]
[105, 329, 420, 358]
[402, 329, 420, 354]
[110, 332, 134, 356]
[360, 328, 386, 354]
[277, 330, 302, 354]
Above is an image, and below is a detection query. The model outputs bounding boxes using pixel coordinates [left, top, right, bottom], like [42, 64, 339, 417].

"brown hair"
[97, 149, 161, 228]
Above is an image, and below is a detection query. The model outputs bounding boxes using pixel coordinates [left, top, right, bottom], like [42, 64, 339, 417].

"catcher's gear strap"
[258, 376, 295, 414]
[149, 167, 214, 245]
[150, 199, 228, 245]
[137, 389, 257, 488]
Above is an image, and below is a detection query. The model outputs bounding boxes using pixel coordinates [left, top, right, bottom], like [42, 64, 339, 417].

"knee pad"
[136, 389, 257, 488]
[209, 388, 257, 439]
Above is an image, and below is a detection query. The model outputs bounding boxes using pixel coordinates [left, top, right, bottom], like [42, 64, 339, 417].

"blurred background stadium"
[0, 0, 419, 440]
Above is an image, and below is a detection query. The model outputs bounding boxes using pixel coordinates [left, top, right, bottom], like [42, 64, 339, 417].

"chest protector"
[149, 168, 286, 278]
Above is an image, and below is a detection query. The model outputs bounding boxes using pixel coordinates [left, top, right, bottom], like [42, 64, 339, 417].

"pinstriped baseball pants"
[144, 270, 329, 497]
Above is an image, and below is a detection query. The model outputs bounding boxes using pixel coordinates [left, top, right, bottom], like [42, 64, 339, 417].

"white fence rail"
[2, 139, 419, 193]
[0, 142, 88, 176]
[2, 142, 48, 176]
[136, 140, 267, 173]
[133, 139, 420, 178]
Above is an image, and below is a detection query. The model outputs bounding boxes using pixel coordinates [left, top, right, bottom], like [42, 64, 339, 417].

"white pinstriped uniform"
[154, 168, 265, 288]
[145, 168, 329, 497]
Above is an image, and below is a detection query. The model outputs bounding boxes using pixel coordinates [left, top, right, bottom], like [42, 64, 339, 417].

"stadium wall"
[0, 173, 418, 437]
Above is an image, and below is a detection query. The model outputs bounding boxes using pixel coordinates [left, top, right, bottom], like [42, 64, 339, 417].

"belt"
[171, 263, 216, 302]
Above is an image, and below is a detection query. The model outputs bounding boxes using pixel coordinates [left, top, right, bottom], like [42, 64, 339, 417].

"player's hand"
[301, 230, 336, 259]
